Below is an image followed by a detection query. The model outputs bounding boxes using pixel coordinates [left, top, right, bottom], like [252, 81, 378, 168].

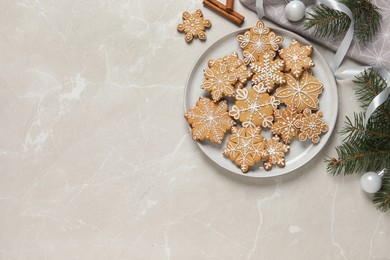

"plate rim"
[183, 26, 338, 178]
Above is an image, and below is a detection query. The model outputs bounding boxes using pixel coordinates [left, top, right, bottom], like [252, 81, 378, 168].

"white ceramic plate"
[184, 27, 338, 177]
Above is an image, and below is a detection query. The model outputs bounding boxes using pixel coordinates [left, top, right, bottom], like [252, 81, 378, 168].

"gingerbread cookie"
[223, 126, 268, 173]
[229, 84, 280, 128]
[279, 39, 314, 78]
[208, 52, 252, 89]
[236, 20, 283, 65]
[294, 108, 329, 143]
[263, 136, 290, 171]
[274, 70, 324, 112]
[177, 9, 211, 43]
[250, 52, 285, 92]
[271, 105, 303, 144]
[202, 64, 238, 102]
[185, 97, 235, 144]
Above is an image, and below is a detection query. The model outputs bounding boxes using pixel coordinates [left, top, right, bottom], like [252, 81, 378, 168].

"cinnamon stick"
[208, 0, 244, 20]
[226, 0, 234, 12]
[203, 0, 245, 26]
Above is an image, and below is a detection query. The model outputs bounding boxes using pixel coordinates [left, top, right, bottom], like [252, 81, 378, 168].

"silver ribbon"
[336, 67, 390, 125]
[254, 0, 390, 125]
[318, 0, 354, 73]
[256, 0, 265, 18]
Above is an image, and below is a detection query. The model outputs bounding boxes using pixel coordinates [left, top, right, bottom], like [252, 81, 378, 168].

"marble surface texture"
[0, 0, 389, 259]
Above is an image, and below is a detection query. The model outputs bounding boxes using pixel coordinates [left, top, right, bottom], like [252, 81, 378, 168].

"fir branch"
[304, 0, 382, 42]
[353, 0, 382, 42]
[325, 143, 390, 175]
[326, 68, 390, 211]
[342, 113, 390, 144]
[304, 4, 350, 39]
[373, 171, 390, 212]
[354, 69, 390, 123]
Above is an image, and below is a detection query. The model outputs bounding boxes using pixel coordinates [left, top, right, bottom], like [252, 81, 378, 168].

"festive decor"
[185, 20, 331, 174]
[203, 0, 245, 25]
[239, 0, 390, 69]
[177, 9, 212, 43]
[305, 0, 382, 42]
[226, 0, 235, 12]
[326, 69, 390, 211]
[285, 0, 306, 22]
[361, 171, 383, 194]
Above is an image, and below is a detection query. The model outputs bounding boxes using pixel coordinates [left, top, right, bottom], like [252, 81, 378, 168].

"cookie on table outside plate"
[177, 9, 211, 43]
[208, 52, 252, 89]
[236, 20, 284, 65]
[263, 135, 290, 171]
[223, 126, 268, 173]
[278, 39, 314, 78]
[274, 70, 324, 112]
[185, 96, 235, 144]
[271, 105, 303, 144]
[294, 108, 329, 143]
[229, 83, 280, 128]
[250, 52, 285, 92]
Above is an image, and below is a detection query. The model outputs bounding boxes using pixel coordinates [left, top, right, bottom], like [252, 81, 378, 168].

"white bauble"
[361, 172, 382, 193]
[285, 0, 306, 22]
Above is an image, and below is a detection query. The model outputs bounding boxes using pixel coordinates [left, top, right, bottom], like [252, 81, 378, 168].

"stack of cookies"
[185, 20, 329, 174]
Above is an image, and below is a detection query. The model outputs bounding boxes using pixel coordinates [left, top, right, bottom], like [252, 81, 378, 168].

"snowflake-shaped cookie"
[294, 108, 329, 143]
[185, 97, 235, 144]
[271, 106, 303, 144]
[274, 70, 324, 112]
[208, 52, 252, 89]
[250, 53, 285, 92]
[177, 9, 211, 43]
[202, 65, 238, 102]
[236, 20, 283, 65]
[223, 126, 268, 173]
[229, 84, 280, 128]
[279, 39, 314, 78]
[263, 136, 290, 171]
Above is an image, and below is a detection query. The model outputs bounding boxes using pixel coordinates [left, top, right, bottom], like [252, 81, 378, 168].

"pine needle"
[325, 69, 390, 211]
[305, 0, 382, 43]
[374, 171, 390, 212]
[305, 5, 350, 39]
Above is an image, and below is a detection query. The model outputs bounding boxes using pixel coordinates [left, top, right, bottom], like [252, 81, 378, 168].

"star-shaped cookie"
[294, 108, 329, 143]
[223, 126, 268, 173]
[177, 9, 211, 43]
[185, 97, 235, 144]
[263, 136, 290, 171]
[274, 70, 324, 112]
[229, 84, 280, 128]
[236, 20, 283, 65]
[250, 53, 285, 92]
[278, 39, 314, 78]
[271, 105, 303, 144]
[208, 52, 252, 89]
[201, 65, 238, 102]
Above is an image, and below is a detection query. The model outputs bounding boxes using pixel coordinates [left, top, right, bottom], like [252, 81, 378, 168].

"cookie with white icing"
[223, 126, 268, 173]
[274, 70, 324, 112]
[236, 20, 283, 65]
[250, 52, 285, 92]
[263, 135, 290, 171]
[185, 97, 235, 144]
[278, 39, 314, 78]
[208, 52, 252, 89]
[229, 84, 280, 128]
[294, 108, 329, 143]
[177, 9, 211, 43]
[271, 105, 303, 144]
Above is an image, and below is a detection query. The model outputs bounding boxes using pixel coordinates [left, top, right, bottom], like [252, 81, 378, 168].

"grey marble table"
[0, 0, 389, 259]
